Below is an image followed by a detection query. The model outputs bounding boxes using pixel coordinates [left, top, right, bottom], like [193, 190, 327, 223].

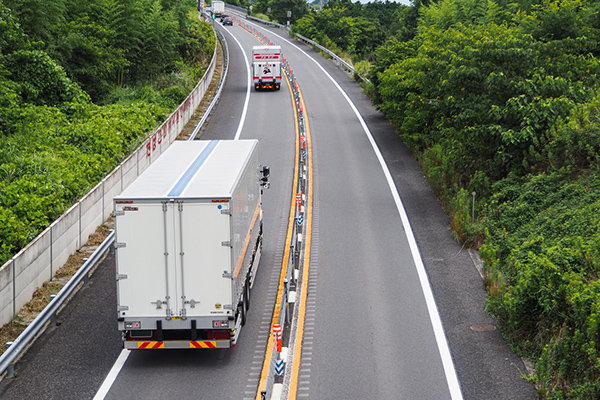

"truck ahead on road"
[252, 45, 282, 91]
[114, 140, 269, 349]
[211, 0, 225, 17]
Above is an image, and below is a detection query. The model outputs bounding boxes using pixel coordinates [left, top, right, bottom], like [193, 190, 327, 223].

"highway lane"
[264, 27, 457, 399]
[98, 22, 297, 400]
[240, 21, 538, 399]
[0, 16, 538, 400]
[0, 20, 297, 400]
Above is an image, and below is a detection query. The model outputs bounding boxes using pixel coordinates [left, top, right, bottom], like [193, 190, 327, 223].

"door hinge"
[222, 272, 232, 279]
[114, 210, 125, 216]
[221, 208, 232, 215]
[114, 242, 126, 249]
[118, 305, 129, 311]
[221, 241, 232, 247]
[116, 274, 128, 280]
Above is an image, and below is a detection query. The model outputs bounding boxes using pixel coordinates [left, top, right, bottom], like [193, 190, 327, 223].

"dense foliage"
[294, 0, 600, 397]
[0, 0, 215, 264]
[6, 0, 215, 102]
[377, 1, 600, 398]
[292, 0, 406, 61]
[251, 0, 308, 24]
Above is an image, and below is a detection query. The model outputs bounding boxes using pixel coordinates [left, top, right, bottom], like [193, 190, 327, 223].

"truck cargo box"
[252, 45, 282, 91]
[212, 0, 225, 16]
[114, 140, 268, 349]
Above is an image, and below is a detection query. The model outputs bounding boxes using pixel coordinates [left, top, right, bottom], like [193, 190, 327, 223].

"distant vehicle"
[219, 13, 229, 22]
[252, 46, 282, 91]
[212, 0, 224, 17]
[223, 17, 233, 26]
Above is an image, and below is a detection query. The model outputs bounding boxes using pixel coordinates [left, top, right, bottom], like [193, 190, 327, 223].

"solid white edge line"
[93, 349, 131, 400]
[251, 23, 464, 400]
[220, 24, 251, 141]
[92, 24, 252, 400]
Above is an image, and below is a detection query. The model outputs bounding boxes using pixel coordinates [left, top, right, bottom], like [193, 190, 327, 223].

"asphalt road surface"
[0, 16, 538, 400]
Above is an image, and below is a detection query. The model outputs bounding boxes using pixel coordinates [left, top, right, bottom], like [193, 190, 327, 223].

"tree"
[136, 0, 180, 79]
[293, 7, 378, 60]
[3, 49, 88, 106]
[376, 23, 600, 184]
[3, 0, 66, 46]
[49, 17, 128, 101]
[267, 0, 308, 24]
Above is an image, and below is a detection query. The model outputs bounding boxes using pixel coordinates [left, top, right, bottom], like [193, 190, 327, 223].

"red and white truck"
[252, 45, 282, 91]
[114, 140, 269, 349]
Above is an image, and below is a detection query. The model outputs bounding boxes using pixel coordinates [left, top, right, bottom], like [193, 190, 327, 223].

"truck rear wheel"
[245, 279, 251, 310]
[239, 294, 247, 326]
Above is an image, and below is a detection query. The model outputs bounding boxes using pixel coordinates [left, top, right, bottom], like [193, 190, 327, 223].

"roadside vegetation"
[0, 0, 215, 265]
[2, 0, 600, 396]
[291, 0, 600, 398]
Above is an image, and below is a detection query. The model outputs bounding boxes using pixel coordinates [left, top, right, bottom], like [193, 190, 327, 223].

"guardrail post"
[83, 258, 89, 286]
[284, 279, 290, 324]
[5, 342, 14, 378]
[50, 295, 57, 326]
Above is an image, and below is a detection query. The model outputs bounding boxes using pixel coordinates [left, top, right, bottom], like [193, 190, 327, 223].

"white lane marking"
[247, 22, 464, 400]
[91, 26, 253, 400]
[93, 349, 130, 400]
[220, 25, 251, 140]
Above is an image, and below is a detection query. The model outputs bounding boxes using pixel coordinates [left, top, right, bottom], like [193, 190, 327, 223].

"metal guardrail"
[189, 29, 229, 140]
[293, 33, 370, 83]
[224, 4, 248, 17]
[246, 15, 286, 30]
[233, 10, 369, 84]
[0, 13, 229, 381]
[0, 230, 116, 378]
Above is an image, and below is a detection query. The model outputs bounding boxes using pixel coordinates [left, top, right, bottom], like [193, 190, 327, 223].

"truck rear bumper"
[254, 81, 281, 91]
[124, 339, 233, 349]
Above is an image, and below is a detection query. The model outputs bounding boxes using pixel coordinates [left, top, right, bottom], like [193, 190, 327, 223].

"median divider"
[233, 16, 312, 400]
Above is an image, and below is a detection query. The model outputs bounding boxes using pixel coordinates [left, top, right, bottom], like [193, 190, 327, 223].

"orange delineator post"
[273, 324, 282, 353]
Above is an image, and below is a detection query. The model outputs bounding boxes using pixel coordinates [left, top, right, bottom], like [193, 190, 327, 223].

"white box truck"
[114, 140, 270, 349]
[212, 0, 225, 17]
[252, 45, 282, 91]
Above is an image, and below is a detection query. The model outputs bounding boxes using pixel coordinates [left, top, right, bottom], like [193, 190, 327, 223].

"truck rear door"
[116, 201, 175, 320]
[175, 201, 233, 321]
[116, 200, 233, 323]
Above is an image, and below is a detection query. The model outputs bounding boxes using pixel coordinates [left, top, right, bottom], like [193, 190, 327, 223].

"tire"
[238, 301, 246, 326]
[244, 279, 251, 310]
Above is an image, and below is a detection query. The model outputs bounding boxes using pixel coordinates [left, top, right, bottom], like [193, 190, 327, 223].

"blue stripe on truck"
[168, 140, 219, 197]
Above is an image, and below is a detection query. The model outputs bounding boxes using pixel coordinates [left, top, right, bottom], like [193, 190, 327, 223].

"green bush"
[483, 167, 600, 398]
[367, 1, 600, 396]
[0, 101, 166, 265]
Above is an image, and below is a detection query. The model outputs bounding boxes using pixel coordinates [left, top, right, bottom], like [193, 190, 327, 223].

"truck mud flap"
[124, 339, 232, 349]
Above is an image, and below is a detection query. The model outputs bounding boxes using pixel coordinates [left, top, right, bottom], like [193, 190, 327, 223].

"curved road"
[0, 15, 537, 400]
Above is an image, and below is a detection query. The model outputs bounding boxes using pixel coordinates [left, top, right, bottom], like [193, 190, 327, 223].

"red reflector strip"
[190, 341, 217, 348]
[138, 341, 165, 349]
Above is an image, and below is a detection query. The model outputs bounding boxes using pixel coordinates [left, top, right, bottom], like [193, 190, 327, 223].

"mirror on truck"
[260, 165, 270, 189]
